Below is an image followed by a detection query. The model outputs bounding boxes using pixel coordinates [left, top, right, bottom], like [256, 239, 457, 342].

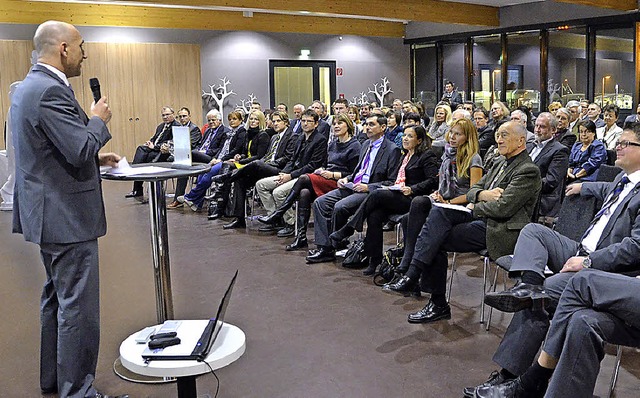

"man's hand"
[145, 141, 154, 149]
[99, 152, 121, 167]
[466, 203, 475, 210]
[353, 183, 369, 193]
[319, 169, 334, 179]
[91, 96, 112, 124]
[478, 188, 504, 202]
[560, 256, 586, 273]
[159, 143, 170, 154]
[337, 177, 347, 188]
[276, 173, 292, 185]
[565, 183, 582, 196]
[430, 191, 445, 203]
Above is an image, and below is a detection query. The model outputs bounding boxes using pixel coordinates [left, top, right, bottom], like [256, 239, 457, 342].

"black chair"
[605, 149, 617, 166]
[597, 164, 622, 183]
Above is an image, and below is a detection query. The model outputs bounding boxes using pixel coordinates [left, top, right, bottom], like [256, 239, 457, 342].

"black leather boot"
[208, 197, 227, 220]
[258, 190, 298, 225]
[286, 207, 310, 251]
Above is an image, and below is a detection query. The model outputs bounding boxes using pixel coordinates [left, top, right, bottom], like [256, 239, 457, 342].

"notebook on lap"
[142, 270, 238, 362]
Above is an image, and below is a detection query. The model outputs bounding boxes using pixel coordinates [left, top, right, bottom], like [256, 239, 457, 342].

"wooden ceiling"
[0, 0, 636, 38]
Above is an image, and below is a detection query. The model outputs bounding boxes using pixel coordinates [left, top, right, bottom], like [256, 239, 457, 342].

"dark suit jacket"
[149, 120, 179, 150]
[467, 150, 542, 259]
[347, 137, 402, 188]
[393, 149, 439, 196]
[478, 125, 495, 158]
[283, 129, 328, 178]
[555, 128, 577, 149]
[11, 65, 111, 244]
[317, 119, 331, 139]
[220, 125, 247, 161]
[527, 139, 570, 217]
[202, 125, 231, 157]
[581, 173, 640, 273]
[238, 129, 270, 165]
[185, 121, 202, 148]
[269, 125, 298, 170]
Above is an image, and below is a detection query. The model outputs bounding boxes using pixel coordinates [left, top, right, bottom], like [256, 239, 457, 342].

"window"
[507, 31, 541, 113]
[548, 27, 587, 107]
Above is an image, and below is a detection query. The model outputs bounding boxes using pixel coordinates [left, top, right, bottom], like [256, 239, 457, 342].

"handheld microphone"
[89, 77, 101, 103]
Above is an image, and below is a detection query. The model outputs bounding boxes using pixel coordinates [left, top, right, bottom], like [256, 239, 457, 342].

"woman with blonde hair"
[427, 103, 452, 145]
[384, 118, 483, 295]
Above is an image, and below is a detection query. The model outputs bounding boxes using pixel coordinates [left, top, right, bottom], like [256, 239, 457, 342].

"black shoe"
[306, 247, 336, 264]
[475, 377, 544, 398]
[334, 238, 350, 251]
[329, 226, 355, 244]
[258, 224, 281, 232]
[484, 282, 548, 313]
[277, 225, 295, 237]
[258, 213, 284, 226]
[41, 386, 57, 395]
[125, 191, 142, 198]
[96, 393, 130, 398]
[382, 275, 417, 296]
[407, 300, 451, 324]
[307, 248, 319, 256]
[463, 370, 512, 398]
[286, 236, 308, 251]
[212, 172, 231, 184]
[223, 218, 246, 230]
[362, 261, 380, 276]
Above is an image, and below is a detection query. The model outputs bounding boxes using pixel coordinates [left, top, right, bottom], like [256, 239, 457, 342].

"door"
[269, 60, 336, 110]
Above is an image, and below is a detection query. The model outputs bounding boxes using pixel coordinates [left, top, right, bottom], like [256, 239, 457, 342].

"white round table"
[119, 321, 245, 397]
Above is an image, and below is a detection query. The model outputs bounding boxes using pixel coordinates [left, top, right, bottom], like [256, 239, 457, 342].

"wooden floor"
[0, 182, 638, 397]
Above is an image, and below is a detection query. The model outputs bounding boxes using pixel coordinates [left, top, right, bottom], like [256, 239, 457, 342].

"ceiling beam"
[0, 0, 405, 37]
[101, 0, 500, 27]
[554, 0, 638, 11]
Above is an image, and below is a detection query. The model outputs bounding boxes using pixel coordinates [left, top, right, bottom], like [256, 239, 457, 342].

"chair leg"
[485, 260, 500, 331]
[447, 253, 457, 303]
[480, 255, 490, 324]
[608, 345, 623, 398]
[395, 223, 402, 246]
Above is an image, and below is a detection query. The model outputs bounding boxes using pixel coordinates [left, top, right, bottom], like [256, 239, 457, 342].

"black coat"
[270, 125, 299, 170]
[527, 139, 570, 217]
[393, 149, 439, 196]
[220, 125, 247, 161]
[283, 129, 328, 178]
[238, 128, 271, 165]
[347, 137, 402, 188]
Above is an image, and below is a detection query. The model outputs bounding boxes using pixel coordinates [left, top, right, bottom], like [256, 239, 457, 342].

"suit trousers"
[312, 188, 369, 248]
[191, 151, 213, 164]
[492, 272, 575, 375]
[39, 239, 100, 398]
[508, 223, 580, 277]
[131, 145, 166, 193]
[405, 206, 486, 295]
[255, 177, 297, 225]
[230, 161, 280, 218]
[398, 195, 432, 272]
[543, 270, 640, 397]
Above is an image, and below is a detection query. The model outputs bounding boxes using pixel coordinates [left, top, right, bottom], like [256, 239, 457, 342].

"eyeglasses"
[161, 113, 173, 117]
[615, 140, 640, 149]
[207, 119, 219, 123]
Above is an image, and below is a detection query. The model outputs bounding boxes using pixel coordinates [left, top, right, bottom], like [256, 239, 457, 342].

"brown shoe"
[167, 201, 183, 209]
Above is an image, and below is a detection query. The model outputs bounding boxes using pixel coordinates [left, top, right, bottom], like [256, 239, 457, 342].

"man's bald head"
[33, 21, 85, 78]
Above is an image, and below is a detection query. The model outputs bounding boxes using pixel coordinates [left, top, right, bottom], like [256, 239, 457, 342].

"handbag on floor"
[342, 239, 368, 268]
[373, 245, 404, 286]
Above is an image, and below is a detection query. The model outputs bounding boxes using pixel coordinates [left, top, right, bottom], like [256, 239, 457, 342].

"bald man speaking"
[10, 21, 125, 398]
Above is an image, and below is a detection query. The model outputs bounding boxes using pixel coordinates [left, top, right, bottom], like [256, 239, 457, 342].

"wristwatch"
[582, 256, 592, 268]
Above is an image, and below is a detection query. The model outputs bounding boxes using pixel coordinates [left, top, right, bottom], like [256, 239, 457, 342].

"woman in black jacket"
[330, 125, 439, 274]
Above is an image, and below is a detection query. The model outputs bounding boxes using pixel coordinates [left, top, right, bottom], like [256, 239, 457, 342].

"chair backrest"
[554, 193, 598, 241]
[597, 164, 622, 182]
[606, 149, 617, 166]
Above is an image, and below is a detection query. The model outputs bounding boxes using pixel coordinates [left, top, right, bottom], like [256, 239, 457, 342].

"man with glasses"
[466, 125, 640, 397]
[126, 106, 179, 198]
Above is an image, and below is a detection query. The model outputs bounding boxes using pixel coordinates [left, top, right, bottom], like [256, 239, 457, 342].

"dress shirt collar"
[37, 62, 70, 87]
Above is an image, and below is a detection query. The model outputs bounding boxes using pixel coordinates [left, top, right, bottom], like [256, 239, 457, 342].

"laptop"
[142, 270, 238, 362]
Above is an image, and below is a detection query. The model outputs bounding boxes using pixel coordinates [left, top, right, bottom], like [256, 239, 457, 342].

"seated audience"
[547, 101, 562, 114]
[306, 114, 401, 264]
[461, 100, 475, 115]
[470, 126, 640, 397]
[567, 120, 607, 182]
[488, 101, 509, 132]
[214, 111, 297, 224]
[385, 111, 403, 147]
[597, 103, 623, 149]
[476, 271, 640, 398]
[586, 102, 605, 128]
[127, 106, 179, 198]
[427, 103, 452, 146]
[257, 113, 361, 249]
[474, 108, 494, 158]
[624, 103, 640, 127]
[331, 125, 440, 275]
[254, 109, 328, 237]
[527, 112, 570, 221]
[383, 121, 541, 324]
[166, 106, 203, 208]
[175, 111, 246, 210]
[347, 105, 364, 140]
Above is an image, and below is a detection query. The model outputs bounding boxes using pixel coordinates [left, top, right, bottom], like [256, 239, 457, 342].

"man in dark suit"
[126, 105, 179, 198]
[190, 108, 230, 164]
[468, 125, 640, 397]
[219, 111, 298, 227]
[476, 270, 640, 398]
[255, 109, 328, 236]
[306, 114, 402, 264]
[11, 21, 126, 398]
[290, 103, 305, 135]
[384, 121, 541, 323]
[310, 100, 331, 139]
[527, 112, 570, 223]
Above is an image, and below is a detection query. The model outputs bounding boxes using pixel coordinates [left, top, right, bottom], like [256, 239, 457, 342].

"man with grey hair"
[510, 109, 535, 144]
[11, 20, 126, 398]
[451, 108, 471, 123]
[585, 102, 605, 128]
[566, 100, 582, 136]
[291, 103, 305, 134]
[385, 121, 541, 324]
[527, 112, 569, 221]
[309, 100, 330, 138]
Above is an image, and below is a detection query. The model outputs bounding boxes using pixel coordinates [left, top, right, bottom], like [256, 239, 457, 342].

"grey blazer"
[11, 65, 111, 244]
[581, 173, 640, 272]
